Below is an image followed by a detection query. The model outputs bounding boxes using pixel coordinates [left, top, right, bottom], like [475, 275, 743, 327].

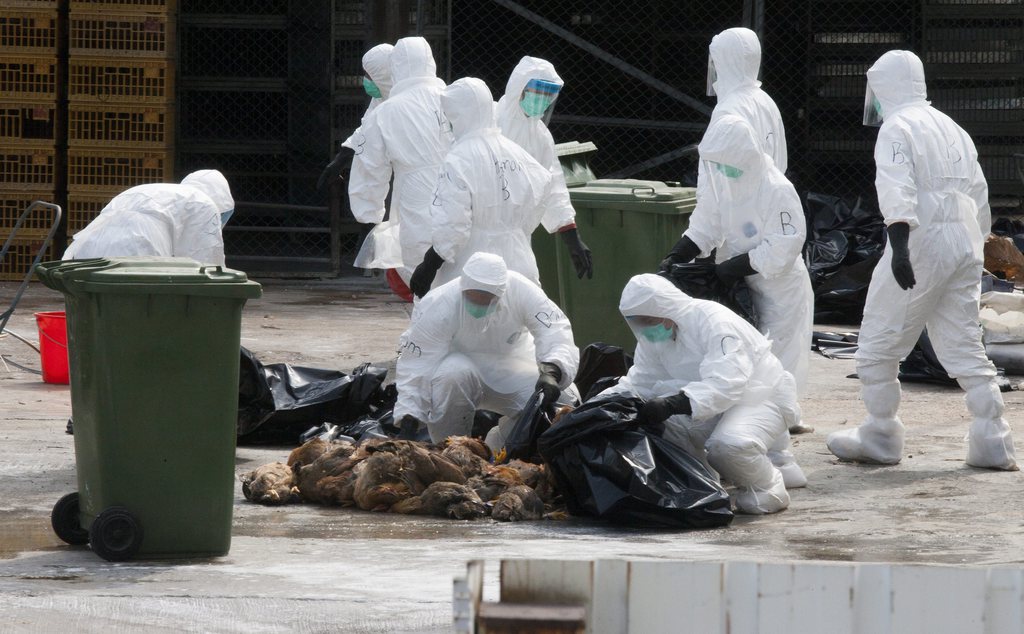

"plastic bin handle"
[631, 186, 657, 199]
[199, 265, 224, 277]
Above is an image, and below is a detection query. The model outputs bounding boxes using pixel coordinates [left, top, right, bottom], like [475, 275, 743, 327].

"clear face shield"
[625, 315, 677, 344]
[460, 288, 501, 333]
[702, 159, 744, 204]
[706, 56, 718, 97]
[520, 78, 561, 123]
[863, 80, 883, 126]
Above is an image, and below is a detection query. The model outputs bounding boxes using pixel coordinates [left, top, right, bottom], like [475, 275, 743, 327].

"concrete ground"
[1, 278, 1023, 633]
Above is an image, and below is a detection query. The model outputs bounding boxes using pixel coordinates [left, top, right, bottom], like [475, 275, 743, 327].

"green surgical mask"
[872, 96, 883, 118]
[464, 298, 496, 319]
[715, 162, 744, 178]
[640, 323, 674, 343]
[363, 77, 382, 99]
[520, 92, 554, 118]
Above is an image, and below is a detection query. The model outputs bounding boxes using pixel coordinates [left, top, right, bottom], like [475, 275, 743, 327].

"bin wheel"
[89, 507, 143, 562]
[51, 492, 89, 546]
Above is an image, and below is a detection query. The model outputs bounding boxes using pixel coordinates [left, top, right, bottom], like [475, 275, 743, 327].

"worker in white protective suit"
[827, 50, 1017, 471]
[496, 56, 592, 280]
[394, 252, 580, 444]
[600, 274, 802, 514]
[317, 43, 394, 191]
[348, 36, 452, 282]
[63, 169, 233, 266]
[408, 77, 560, 296]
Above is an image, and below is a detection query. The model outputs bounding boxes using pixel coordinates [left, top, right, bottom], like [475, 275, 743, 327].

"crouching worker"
[601, 274, 804, 514]
[394, 252, 580, 444]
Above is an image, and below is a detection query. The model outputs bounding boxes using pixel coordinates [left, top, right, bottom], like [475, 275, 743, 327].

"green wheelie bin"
[37, 257, 262, 561]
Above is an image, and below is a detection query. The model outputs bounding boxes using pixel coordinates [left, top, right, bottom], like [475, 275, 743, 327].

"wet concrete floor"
[2, 278, 1023, 632]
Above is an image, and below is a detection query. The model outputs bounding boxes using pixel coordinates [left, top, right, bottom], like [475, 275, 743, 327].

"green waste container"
[540, 179, 697, 350]
[37, 257, 262, 561]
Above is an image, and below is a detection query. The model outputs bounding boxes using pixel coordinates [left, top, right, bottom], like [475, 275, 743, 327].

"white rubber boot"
[828, 360, 905, 464]
[962, 377, 1018, 471]
[768, 431, 807, 489]
[733, 468, 790, 515]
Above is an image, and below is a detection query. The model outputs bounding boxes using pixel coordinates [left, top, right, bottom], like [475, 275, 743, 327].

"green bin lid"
[36, 257, 263, 299]
[568, 179, 697, 212]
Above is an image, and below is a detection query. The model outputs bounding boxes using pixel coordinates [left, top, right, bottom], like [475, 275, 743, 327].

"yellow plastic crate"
[0, 188, 56, 235]
[70, 10, 176, 58]
[67, 148, 173, 191]
[69, 56, 173, 104]
[0, 55, 57, 100]
[70, 0, 176, 14]
[0, 236, 55, 282]
[0, 9, 58, 55]
[69, 103, 173, 148]
[0, 147, 55, 190]
[66, 190, 116, 234]
[0, 101, 56, 143]
[5, 1, 58, 9]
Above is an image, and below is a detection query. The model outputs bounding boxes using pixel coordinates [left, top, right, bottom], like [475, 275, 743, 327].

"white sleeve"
[517, 281, 579, 388]
[683, 162, 724, 257]
[393, 297, 455, 421]
[430, 158, 473, 263]
[747, 184, 806, 279]
[683, 323, 756, 421]
[874, 122, 920, 229]
[600, 342, 665, 400]
[176, 202, 225, 266]
[537, 137, 576, 233]
[966, 139, 991, 236]
[347, 110, 392, 224]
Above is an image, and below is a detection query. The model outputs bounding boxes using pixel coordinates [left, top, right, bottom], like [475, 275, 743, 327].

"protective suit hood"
[619, 274, 695, 323]
[442, 77, 496, 140]
[362, 43, 394, 99]
[867, 50, 929, 119]
[709, 27, 761, 97]
[698, 114, 766, 174]
[390, 37, 437, 85]
[460, 252, 508, 297]
[180, 170, 233, 215]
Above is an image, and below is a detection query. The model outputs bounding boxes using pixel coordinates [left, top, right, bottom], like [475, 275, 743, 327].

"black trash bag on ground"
[574, 343, 633, 402]
[237, 347, 390, 445]
[898, 330, 957, 387]
[499, 390, 551, 463]
[471, 410, 502, 439]
[803, 192, 886, 324]
[537, 396, 734, 529]
[659, 262, 758, 326]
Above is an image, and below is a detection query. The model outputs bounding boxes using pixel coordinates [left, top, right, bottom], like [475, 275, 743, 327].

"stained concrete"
[1, 278, 1023, 633]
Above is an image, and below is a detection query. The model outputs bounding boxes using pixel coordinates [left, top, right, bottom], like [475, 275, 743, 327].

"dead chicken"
[490, 484, 545, 522]
[240, 462, 299, 506]
[391, 481, 488, 520]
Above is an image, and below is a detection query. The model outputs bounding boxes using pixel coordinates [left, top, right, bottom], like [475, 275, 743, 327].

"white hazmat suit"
[341, 43, 394, 152]
[394, 252, 579, 443]
[348, 37, 452, 277]
[601, 274, 802, 514]
[63, 169, 233, 266]
[425, 77, 555, 288]
[827, 50, 1017, 470]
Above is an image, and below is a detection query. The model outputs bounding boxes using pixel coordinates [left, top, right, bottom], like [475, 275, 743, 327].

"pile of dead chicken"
[240, 436, 560, 521]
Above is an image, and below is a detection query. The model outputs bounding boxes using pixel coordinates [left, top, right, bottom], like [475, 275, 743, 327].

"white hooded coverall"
[827, 50, 1017, 470]
[348, 37, 453, 278]
[394, 252, 580, 443]
[601, 274, 802, 514]
[495, 56, 577, 233]
[429, 77, 555, 287]
[341, 43, 394, 152]
[63, 169, 233, 266]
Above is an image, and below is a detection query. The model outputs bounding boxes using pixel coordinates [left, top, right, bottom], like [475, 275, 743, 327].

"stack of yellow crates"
[0, 1, 59, 279]
[66, 0, 176, 236]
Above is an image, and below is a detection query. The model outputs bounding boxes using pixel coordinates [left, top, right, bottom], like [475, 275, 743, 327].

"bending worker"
[394, 252, 580, 444]
[827, 50, 1017, 470]
[496, 56, 592, 280]
[409, 77, 557, 296]
[348, 36, 452, 283]
[63, 169, 233, 266]
[600, 274, 803, 514]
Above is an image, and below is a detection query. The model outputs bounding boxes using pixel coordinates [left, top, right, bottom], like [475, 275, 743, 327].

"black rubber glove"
[398, 415, 422, 441]
[535, 362, 563, 411]
[659, 235, 701, 272]
[637, 392, 692, 426]
[409, 248, 444, 298]
[559, 227, 593, 279]
[317, 150, 352, 191]
[887, 222, 916, 290]
[716, 252, 756, 286]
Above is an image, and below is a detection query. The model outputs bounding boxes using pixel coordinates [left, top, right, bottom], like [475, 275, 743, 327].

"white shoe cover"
[966, 418, 1018, 471]
[768, 449, 807, 489]
[826, 417, 905, 465]
[733, 468, 790, 514]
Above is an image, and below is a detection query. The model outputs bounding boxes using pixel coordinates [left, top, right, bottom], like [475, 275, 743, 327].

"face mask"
[640, 323, 674, 343]
[715, 162, 744, 178]
[520, 78, 561, 118]
[363, 77, 382, 99]
[464, 298, 496, 319]
[219, 208, 234, 227]
[872, 97, 883, 118]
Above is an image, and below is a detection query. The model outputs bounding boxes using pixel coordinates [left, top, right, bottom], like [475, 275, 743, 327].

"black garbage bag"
[574, 343, 633, 402]
[659, 262, 758, 326]
[471, 410, 502, 439]
[237, 347, 391, 445]
[537, 396, 733, 529]
[499, 390, 551, 463]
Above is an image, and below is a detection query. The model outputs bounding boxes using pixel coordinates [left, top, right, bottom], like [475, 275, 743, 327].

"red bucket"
[35, 311, 69, 385]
